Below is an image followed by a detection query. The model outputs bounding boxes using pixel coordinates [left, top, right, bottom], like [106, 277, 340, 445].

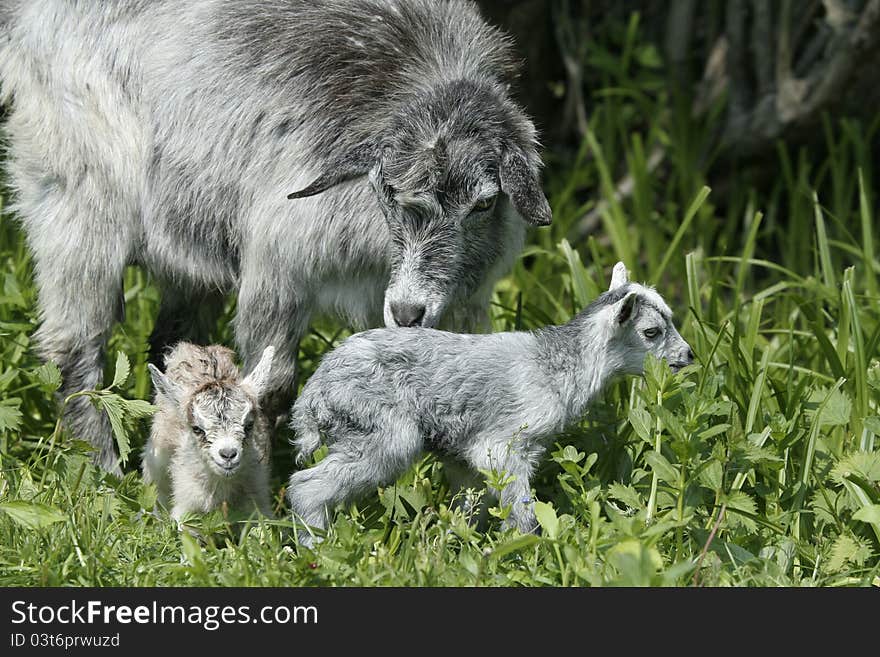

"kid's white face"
[634, 305, 692, 372]
[188, 390, 256, 477]
[609, 297, 693, 375]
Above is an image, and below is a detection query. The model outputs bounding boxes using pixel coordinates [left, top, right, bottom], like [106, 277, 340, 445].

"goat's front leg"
[498, 472, 538, 534]
[26, 188, 128, 475]
[233, 273, 310, 427]
[466, 438, 539, 534]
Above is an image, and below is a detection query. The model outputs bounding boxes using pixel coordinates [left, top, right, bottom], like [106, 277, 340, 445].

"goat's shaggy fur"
[288, 263, 694, 543]
[143, 343, 275, 522]
[0, 0, 550, 474]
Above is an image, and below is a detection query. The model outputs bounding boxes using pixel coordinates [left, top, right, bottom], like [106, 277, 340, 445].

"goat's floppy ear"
[148, 364, 182, 405]
[241, 346, 275, 399]
[609, 262, 629, 290]
[287, 142, 377, 199]
[614, 291, 640, 325]
[499, 147, 552, 226]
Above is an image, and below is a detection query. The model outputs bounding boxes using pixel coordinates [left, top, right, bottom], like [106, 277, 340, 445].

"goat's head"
[288, 81, 550, 328]
[592, 263, 694, 375]
[149, 346, 274, 477]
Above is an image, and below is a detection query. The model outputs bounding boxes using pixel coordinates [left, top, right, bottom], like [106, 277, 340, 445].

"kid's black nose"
[219, 447, 239, 461]
[686, 347, 695, 362]
[391, 302, 426, 327]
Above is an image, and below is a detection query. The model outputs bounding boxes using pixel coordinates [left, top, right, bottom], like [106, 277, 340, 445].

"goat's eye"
[191, 425, 205, 437]
[643, 327, 661, 339]
[470, 195, 496, 215]
[243, 416, 255, 434]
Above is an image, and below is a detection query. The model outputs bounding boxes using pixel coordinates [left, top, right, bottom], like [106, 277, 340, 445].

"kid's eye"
[470, 195, 496, 214]
[191, 425, 205, 437]
[644, 327, 661, 339]
[243, 416, 255, 433]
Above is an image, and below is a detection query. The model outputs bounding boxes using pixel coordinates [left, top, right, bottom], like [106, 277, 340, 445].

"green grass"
[1, 25, 879, 586]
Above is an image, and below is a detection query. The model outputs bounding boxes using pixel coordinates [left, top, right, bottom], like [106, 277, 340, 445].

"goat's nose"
[686, 347, 695, 362]
[391, 302, 426, 327]
[219, 447, 239, 461]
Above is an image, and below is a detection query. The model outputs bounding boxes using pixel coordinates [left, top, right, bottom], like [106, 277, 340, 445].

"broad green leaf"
[582, 451, 598, 475]
[3, 272, 27, 307]
[807, 386, 852, 427]
[122, 398, 158, 418]
[628, 407, 652, 443]
[698, 460, 723, 491]
[853, 504, 880, 526]
[458, 549, 480, 577]
[0, 398, 23, 433]
[489, 534, 541, 560]
[697, 424, 731, 441]
[732, 440, 783, 466]
[832, 452, 880, 485]
[868, 365, 880, 392]
[827, 533, 873, 573]
[533, 501, 559, 540]
[111, 351, 131, 389]
[644, 451, 678, 484]
[398, 485, 427, 514]
[724, 491, 758, 532]
[33, 361, 62, 392]
[180, 532, 206, 570]
[608, 539, 663, 586]
[91, 394, 130, 465]
[656, 410, 687, 446]
[0, 368, 19, 392]
[561, 445, 585, 464]
[608, 482, 643, 510]
[0, 501, 65, 529]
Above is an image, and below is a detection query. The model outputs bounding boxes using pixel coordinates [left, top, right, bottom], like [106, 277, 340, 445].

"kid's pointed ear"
[148, 364, 182, 405]
[614, 291, 639, 325]
[242, 346, 275, 400]
[609, 261, 629, 290]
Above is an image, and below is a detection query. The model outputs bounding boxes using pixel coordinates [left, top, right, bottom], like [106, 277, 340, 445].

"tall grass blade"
[842, 276, 867, 438]
[858, 169, 877, 297]
[584, 127, 633, 266]
[746, 347, 771, 435]
[651, 186, 711, 285]
[686, 251, 701, 321]
[813, 193, 836, 291]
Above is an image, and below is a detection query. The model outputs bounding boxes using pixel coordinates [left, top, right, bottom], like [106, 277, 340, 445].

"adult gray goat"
[0, 0, 551, 473]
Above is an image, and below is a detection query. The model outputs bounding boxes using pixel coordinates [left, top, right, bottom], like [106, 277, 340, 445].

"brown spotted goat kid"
[143, 343, 275, 521]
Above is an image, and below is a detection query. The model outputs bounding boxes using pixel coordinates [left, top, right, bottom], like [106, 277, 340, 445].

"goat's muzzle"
[391, 302, 426, 327]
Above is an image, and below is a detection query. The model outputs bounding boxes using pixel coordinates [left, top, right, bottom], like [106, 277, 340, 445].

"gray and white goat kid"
[143, 343, 275, 522]
[288, 263, 693, 543]
[0, 0, 550, 474]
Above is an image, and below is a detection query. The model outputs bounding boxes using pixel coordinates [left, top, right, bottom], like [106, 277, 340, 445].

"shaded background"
[480, 0, 880, 238]
[482, 1, 880, 155]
